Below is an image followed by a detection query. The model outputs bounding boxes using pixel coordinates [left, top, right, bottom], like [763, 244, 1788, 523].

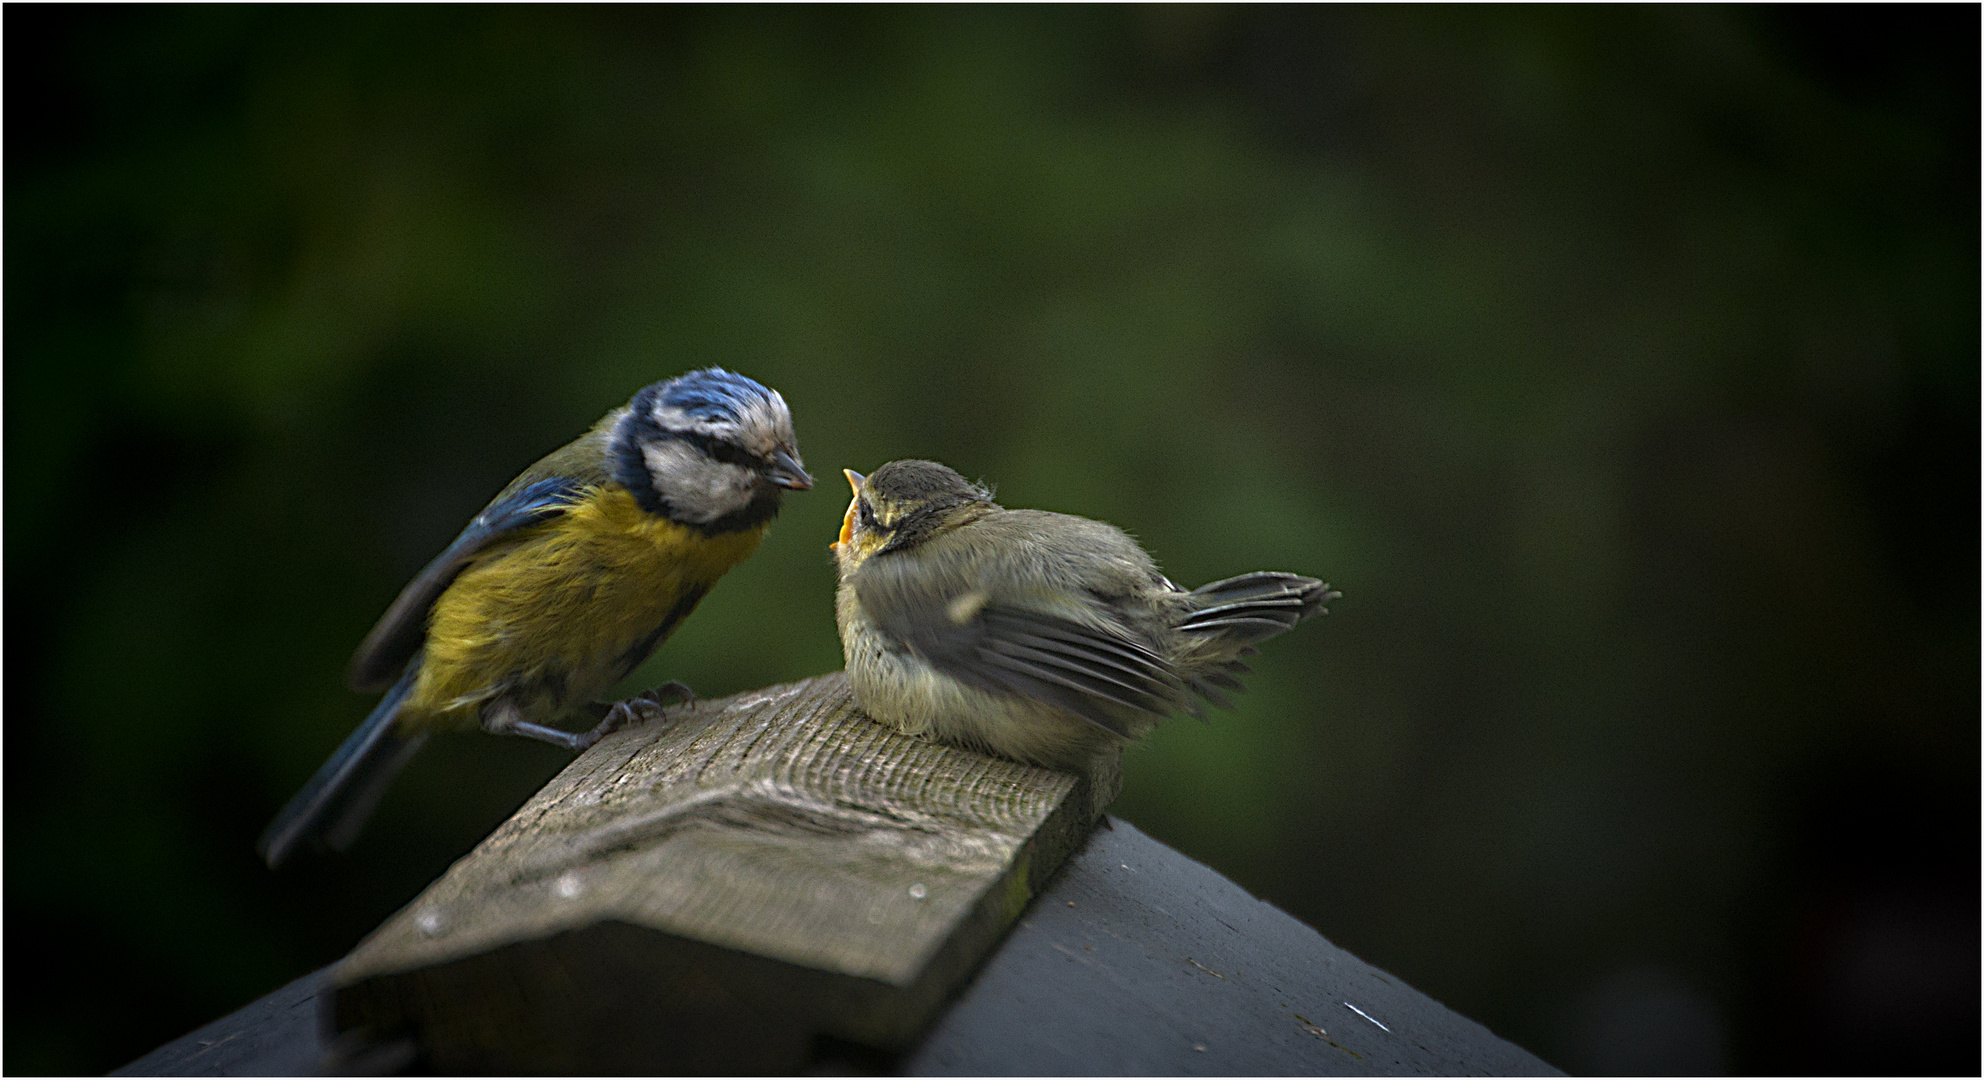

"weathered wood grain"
[329, 670, 1114, 1073]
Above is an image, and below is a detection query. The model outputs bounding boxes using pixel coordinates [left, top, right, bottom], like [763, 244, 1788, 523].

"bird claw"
[638, 680, 697, 710]
[587, 681, 697, 745]
[592, 701, 641, 742]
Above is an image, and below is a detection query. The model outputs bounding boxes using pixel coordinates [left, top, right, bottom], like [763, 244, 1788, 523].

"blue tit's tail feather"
[1175, 573, 1337, 709]
[258, 669, 428, 869]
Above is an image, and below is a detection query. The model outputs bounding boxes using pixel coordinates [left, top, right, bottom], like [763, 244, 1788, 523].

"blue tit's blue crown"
[656, 367, 779, 425]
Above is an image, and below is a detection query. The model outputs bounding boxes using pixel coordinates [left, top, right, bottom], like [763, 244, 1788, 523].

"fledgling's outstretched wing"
[346, 474, 589, 692]
[853, 535, 1193, 738]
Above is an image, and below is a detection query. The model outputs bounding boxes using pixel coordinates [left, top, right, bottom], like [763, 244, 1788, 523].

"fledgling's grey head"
[611, 368, 812, 533]
[832, 459, 997, 575]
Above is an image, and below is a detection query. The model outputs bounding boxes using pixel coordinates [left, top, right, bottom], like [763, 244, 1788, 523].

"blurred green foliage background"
[7, 6, 1976, 1074]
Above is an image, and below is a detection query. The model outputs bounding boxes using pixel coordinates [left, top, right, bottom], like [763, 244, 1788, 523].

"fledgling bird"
[258, 368, 812, 868]
[830, 460, 1336, 774]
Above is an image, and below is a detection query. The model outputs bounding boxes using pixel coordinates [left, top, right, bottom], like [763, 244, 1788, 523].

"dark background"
[6, 6, 1976, 1075]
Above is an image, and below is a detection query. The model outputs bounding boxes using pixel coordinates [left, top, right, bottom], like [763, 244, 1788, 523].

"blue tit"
[830, 460, 1336, 774]
[258, 368, 812, 868]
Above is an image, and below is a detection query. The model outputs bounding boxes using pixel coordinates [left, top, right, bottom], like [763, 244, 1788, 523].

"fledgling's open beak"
[767, 448, 814, 490]
[832, 469, 866, 552]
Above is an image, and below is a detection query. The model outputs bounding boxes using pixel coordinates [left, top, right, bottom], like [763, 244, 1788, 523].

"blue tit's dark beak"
[768, 448, 814, 490]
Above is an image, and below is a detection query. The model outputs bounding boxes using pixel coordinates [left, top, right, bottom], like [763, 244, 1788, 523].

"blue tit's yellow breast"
[405, 486, 768, 729]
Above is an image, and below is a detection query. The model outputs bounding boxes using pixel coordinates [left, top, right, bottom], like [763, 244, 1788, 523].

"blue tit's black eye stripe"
[671, 429, 771, 471]
[857, 498, 881, 532]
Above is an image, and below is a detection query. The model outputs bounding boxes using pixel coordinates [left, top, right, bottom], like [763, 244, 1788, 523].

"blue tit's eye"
[857, 498, 882, 532]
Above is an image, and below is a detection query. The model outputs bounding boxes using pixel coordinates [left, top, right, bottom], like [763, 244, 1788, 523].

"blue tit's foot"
[588, 680, 697, 747]
[496, 712, 634, 754]
[486, 683, 697, 754]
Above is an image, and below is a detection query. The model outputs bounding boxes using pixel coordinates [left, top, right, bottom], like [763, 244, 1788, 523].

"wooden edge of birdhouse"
[325, 670, 1118, 1073]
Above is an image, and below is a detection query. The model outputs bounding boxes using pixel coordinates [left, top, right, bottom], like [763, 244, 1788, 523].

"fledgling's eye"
[857, 499, 882, 532]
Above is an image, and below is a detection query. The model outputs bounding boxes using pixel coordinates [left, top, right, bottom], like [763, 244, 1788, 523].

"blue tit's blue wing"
[346, 475, 588, 691]
[854, 555, 1191, 739]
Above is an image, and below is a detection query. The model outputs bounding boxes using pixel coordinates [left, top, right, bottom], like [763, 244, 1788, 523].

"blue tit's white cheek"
[641, 439, 759, 524]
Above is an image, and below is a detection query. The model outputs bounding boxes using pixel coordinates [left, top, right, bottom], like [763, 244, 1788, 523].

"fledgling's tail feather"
[258, 669, 427, 869]
[1178, 572, 1337, 639]
[1173, 572, 1337, 710]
